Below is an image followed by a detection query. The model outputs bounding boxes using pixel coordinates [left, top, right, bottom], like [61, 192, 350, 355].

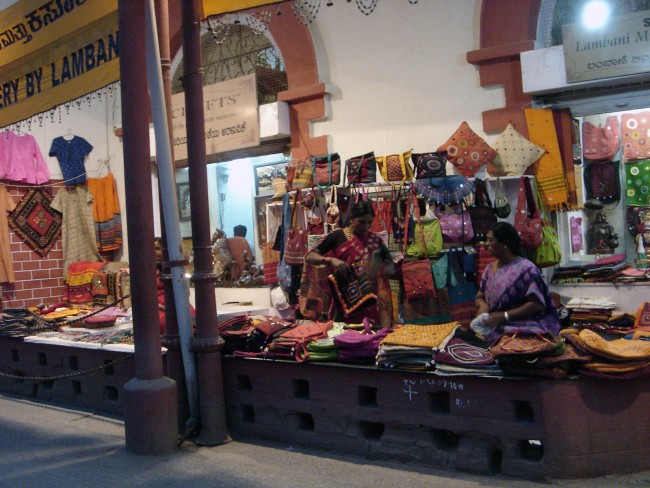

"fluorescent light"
[581, 0, 611, 29]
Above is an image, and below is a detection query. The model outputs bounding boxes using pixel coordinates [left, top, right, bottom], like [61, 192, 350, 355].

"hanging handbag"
[411, 152, 448, 179]
[283, 192, 308, 265]
[582, 115, 620, 162]
[376, 150, 413, 187]
[584, 160, 620, 204]
[401, 189, 436, 301]
[435, 202, 474, 244]
[466, 178, 497, 244]
[493, 177, 511, 218]
[311, 152, 341, 188]
[344, 151, 377, 185]
[286, 159, 314, 191]
[530, 186, 562, 268]
[447, 247, 477, 328]
[570, 216, 583, 253]
[325, 185, 340, 227]
[514, 177, 543, 250]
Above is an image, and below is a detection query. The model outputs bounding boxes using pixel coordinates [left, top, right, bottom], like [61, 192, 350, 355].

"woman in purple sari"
[304, 200, 395, 328]
[473, 222, 560, 341]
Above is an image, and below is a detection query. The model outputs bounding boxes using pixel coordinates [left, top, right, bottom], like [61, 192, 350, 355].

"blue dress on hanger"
[49, 135, 93, 185]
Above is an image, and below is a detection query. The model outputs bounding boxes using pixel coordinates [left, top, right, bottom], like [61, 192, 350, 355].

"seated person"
[226, 225, 254, 280]
[473, 222, 560, 341]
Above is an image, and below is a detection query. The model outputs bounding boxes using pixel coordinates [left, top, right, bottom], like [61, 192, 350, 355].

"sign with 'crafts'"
[563, 10, 650, 83]
[171, 74, 259, 161]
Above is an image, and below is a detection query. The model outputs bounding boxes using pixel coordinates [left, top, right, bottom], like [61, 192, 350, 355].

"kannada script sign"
[171, 74, 259, 160]
[563, 10, 650, 83]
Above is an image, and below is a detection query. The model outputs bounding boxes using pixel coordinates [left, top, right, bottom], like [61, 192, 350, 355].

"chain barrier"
[0, 354, 133, 382]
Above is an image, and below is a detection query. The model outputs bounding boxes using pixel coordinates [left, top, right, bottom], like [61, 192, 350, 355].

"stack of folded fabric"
[564, 296, 618, 332]
[432, 327, 503, 377]
[376, 322, 459, 371]
[563, 328, 650, 379]
[489, 332, 579, 379]
[551, 254, 629, 284]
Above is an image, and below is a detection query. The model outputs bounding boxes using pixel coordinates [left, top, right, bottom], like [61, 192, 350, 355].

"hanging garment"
[0, 131, 51, 184]
[0, 186, 17, 283]
[87, 173, 123, 252]
[49, 135, 93, 185]
[51, 186, 104, 278]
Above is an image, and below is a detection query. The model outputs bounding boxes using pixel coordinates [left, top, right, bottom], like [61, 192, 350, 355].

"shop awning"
[0, 0, 119, 127]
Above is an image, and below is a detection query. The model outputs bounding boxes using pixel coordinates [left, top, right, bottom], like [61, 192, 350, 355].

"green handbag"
[531, 185, 561, 268]
[405, 218, 443, 258]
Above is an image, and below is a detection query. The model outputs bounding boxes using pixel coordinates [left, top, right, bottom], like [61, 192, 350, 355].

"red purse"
[582, 116, 619, 162]
[283, 192, 308, 265]
[402, 189, 436, 301]
[514, 177, 543, 250]
[311, 153, 341, 188]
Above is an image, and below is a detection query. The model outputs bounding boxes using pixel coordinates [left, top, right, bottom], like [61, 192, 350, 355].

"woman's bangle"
[504, 311, 510, 323]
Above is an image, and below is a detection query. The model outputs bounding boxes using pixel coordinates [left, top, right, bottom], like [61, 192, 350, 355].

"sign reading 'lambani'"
[563, 10, 650, 83]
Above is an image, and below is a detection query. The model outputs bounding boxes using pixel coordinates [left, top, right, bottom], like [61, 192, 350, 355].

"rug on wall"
[9, 187, 62, 257]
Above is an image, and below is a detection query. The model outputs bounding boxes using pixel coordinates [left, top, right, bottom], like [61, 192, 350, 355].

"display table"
[222, 356, 650, 480]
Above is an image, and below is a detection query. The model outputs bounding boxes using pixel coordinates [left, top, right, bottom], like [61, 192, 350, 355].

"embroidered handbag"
[532, 220, 562, 268]
[582, 115, 620, 162]
[447, 247, 477, 328]
[326, 185, 340, 227]
[514, 177, 543, 250]
[435, 203, 474, 244]
[328, 264, 378, 317]
[344, 152, 377, 185]
[411, 152, 448, 179]
[376, 150, 413, 187]
[262, 242, 280, 286]
[311, 153, 341, 188]
[493, 177, 511, 218]
[584, 160, 620, 204]
[466, 178, 496, 244]
[284, 192, 308, 265]
[286, 159, 314, 191]
[402, 191, 436, 301]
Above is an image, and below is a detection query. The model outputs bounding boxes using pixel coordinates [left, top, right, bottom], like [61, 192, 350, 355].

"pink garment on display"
[570, 216, 583, 253]
[0, 131, 51, 184]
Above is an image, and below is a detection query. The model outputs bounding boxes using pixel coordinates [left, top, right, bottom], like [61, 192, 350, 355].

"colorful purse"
[582, 115, 620, 162]
[493, 177, 511, 218]
[283, 192, 308, 266]
[344, 152, 377, 185]
[530, 187, 561, 267]
[584, 160, 620, 204]
[514, 177, 543, 250]
[311, 152, 341, 188]
[401, 190, 436, 301]
[466, 178, 496, 244]
[328, 263, 377, 317]
[435, 203, 474, 245]
[286, 159, 314, 191]
[376, 150, 413, 187]
[411, 152, 447, 179]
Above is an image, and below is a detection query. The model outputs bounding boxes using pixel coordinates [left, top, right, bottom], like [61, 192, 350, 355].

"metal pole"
[180, 0, 230, 445]
[118, 0, 177, 455]
[145, 0, 200, 436]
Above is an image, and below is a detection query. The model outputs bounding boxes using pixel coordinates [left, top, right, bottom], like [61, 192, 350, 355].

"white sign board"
[171, 74, 260, 160]
[563, 10, 650, 83]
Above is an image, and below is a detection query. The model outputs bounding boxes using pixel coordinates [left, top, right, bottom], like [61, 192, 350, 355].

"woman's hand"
[329, 257, 350, 277]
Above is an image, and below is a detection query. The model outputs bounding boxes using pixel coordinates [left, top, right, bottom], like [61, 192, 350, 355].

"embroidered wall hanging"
[9, 187, 62, 257]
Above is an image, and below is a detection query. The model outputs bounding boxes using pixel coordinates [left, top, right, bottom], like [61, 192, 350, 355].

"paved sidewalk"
[1, 393, 649, 488]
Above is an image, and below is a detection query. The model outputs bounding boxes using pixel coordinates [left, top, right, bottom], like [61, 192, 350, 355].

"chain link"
[0, 354, 132, 382]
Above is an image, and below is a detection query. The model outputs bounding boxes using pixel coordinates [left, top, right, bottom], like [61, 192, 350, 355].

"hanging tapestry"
[9, 187, 62, 257]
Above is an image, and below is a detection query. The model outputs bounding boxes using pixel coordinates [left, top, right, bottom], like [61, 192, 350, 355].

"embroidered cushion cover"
[621, 111, 650, 161]
[9, 187, 62, 257]
[437, 121, 497, 177]
[490, 123, 545, 176]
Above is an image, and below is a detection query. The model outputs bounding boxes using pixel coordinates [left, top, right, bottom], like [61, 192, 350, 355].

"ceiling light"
[581, 0, 611, 29]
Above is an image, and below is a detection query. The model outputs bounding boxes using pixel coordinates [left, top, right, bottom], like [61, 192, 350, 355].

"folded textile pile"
[432, 327, 503, 377]
[551, 254, 630, 284]
[376, 322, 459, 371]
[562, 328, 650, 379]
[489, 332, 587, 379]
[564, 296, 621, 333]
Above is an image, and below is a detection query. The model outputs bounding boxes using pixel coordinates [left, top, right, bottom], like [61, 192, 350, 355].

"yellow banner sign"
[0, 0, 118, 127]
[201, 0, 283, 18]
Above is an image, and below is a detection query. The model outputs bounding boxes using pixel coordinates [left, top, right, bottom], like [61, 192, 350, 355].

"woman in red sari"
[304, 200, 395, 328]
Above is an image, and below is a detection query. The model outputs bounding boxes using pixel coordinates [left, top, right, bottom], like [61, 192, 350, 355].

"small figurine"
[588, 211, 619, 254]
